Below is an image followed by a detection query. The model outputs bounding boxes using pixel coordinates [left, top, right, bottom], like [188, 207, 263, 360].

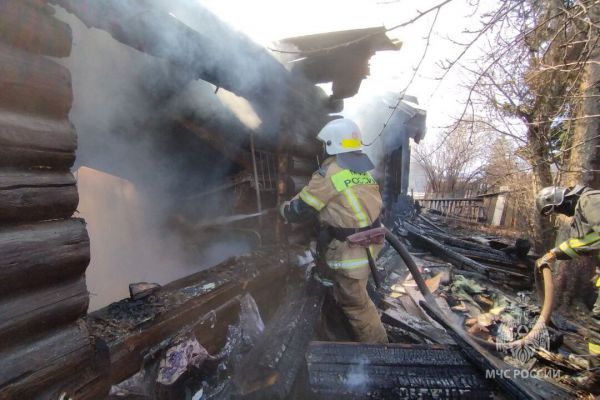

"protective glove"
[279, 201, 291, 221]
[535, 250, 556, 270]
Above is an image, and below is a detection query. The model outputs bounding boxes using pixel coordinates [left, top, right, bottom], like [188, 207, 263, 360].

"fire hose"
[384, 227, 554, 351]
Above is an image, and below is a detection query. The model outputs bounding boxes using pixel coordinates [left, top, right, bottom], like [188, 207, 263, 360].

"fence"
[419, 190, 524, 229]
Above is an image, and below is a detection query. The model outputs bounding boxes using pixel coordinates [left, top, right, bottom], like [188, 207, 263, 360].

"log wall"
[0, 1, 108, 398]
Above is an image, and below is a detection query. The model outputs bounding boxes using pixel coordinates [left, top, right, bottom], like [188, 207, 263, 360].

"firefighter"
[535, 185, 600, 356]
[279, 118, 388, 344]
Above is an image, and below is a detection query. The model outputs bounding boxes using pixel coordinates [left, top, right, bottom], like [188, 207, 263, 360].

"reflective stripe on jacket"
[292, 156, 383, 279]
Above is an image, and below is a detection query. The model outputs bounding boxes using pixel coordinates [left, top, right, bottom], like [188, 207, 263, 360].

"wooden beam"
[90, 257, 288, 385]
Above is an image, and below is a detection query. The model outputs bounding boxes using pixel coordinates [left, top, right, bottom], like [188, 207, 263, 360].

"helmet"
[317, 118, 363, 155]
[535, 186, 568, 216]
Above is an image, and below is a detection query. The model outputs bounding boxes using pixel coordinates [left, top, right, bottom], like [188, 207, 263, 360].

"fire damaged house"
[1, 1, 596, 400]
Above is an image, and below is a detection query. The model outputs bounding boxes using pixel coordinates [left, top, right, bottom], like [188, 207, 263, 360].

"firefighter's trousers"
[331, 273, 388, 344]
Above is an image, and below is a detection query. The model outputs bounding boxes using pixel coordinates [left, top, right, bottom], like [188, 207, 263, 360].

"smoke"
[52, 2, 282, 311]
[343, 355, 370, 393]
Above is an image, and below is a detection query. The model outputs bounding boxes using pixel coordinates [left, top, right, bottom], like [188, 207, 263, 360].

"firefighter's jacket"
[553, 188, 600, 262]
[292, 157, 383, 280]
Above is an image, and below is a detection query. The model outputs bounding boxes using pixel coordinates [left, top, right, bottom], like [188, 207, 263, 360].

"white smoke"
[52, 3, 273, 311]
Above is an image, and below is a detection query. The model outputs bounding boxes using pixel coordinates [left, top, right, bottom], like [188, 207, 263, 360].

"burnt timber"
[306, 342, 494, 399]
[0, 1, 585, 399]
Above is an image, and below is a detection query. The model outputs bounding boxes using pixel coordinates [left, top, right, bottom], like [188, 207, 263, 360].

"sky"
[197, 0, 498, 146]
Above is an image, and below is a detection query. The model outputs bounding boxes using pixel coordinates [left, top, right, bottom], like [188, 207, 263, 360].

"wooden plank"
[0, 0, 72, 57]
[0, 44, 72, 118]
[382, 308, 454, 345]
[398, 294, 427, 320]
[0, 322, 95, 399]
[0, 276, 88, 346]
[0, 111, 77, 168]
[0, 219, 90, 293]
[405, 287, 444, 328]
[0, 170, 78, 223]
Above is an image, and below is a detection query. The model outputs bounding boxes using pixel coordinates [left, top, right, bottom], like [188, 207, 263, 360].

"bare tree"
[414, 120, 488, 196]
[433, 0, 600, 250]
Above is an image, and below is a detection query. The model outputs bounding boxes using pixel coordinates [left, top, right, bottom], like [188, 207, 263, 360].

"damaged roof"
[280, 27, 402, 99]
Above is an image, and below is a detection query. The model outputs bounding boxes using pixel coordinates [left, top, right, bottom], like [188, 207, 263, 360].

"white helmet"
[317, 118, 363, 155]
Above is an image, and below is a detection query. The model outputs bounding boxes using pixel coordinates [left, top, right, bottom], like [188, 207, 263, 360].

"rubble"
[377, 210, 600, 398]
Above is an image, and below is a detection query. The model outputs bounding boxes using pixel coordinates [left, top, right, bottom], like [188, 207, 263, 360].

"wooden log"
[0, 0, 72, 57]
[0, 44, 72, 118]
[0, 276, 88, 346]
[0, 111, 76, 168]
[0, 219, 90, 294]
[0, 170, 78, 223]
[0, 322, 95, 399]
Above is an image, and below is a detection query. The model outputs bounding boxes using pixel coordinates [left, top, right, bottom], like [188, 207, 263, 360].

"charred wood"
[381, 307, 454, 345]
[306, 342, 494, 400]
[404, 223, 530, 284]
[425, 230, 511, 259]
[232, 281, 326, 399]
[90, 255, 288, 385]
[0, 219, 90, 294]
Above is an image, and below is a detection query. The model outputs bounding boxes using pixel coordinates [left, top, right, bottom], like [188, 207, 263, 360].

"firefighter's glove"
[535, 251, 556, 271]
[279, 201, 291, 222]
